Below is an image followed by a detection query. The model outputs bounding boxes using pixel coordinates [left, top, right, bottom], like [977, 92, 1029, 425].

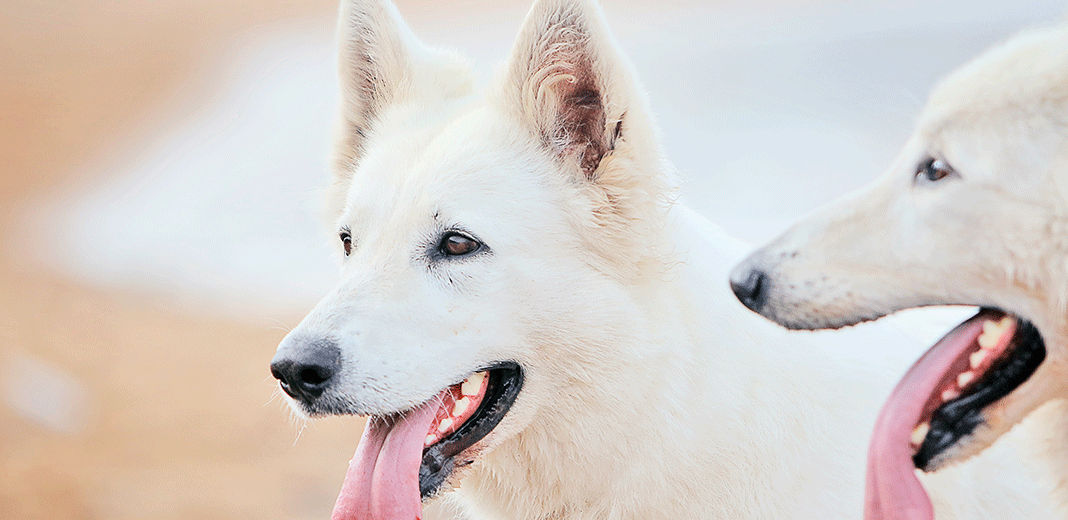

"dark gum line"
[419, 363, 523, 498]
[915, 311, 1014, 425]
[913, 320, 1046, 470]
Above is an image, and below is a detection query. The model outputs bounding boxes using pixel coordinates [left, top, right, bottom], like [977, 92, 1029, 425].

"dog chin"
[919, 420, 999, 471]
[920, 392, 1045, 471]
[955, 372, 1061, 453]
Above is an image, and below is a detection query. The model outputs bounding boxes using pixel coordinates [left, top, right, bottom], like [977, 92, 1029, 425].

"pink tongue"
[332, 404, 438, 520]
[865, 314, 986, 520]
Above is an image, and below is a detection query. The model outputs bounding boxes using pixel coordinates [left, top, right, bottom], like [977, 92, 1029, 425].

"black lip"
[418, 362, 523, 498]
[913, 314, 1046, 470]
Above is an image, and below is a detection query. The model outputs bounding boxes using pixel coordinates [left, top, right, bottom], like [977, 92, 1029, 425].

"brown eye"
[440, 232, 481, 257]
[916, 158, 956, 184]
[340, 232, 352, 256]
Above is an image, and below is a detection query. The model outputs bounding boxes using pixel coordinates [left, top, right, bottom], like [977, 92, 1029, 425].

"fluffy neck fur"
[442, 205, 1061, 519]
[448, 206, 875, 519]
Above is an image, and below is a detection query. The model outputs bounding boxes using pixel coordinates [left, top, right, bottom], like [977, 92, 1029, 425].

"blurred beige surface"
[0, 1, 363, 518]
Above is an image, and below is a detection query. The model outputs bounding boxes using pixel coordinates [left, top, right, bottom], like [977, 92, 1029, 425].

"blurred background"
[1, 0, 1063, 518]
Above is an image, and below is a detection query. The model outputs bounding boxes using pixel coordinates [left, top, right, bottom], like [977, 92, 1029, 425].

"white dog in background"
[269, 0, 1056, 518]
[731, 24, 1068, 519]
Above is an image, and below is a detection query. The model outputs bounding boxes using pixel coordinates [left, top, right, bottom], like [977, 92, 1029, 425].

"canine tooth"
[425, 435, 437, 446]
[911, 422, 930, 447]
[978, 318, 1012, 349]
[969, 349, 989, 369]
[453, 397, 470, 417]
[984, 317, 1013, 336]
[461, 372, 486, 396]
[437, 417, 454, 433]
[977, 331, 1000, 350]
[941, 388, 961, 402]
[957, 371, 976, 388]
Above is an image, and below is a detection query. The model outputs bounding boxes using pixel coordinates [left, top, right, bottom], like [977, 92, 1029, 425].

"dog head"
[270, 0, 668, 510]
[731, 25, 1068, 472]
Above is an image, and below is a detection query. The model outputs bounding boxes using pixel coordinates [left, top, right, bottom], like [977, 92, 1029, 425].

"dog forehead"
[912, 27, 1068, 187]
[923, 26, 1068, 137]
[343, 105, 552, 225]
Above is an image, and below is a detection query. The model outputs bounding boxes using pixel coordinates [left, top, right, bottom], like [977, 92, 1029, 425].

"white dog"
[270, 1, 1054, 518]
[731, 24, 1068, 519]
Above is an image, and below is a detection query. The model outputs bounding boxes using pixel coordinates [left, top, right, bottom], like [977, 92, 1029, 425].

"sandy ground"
[0, 257, 362, 519]
[0, 1, 363, 518]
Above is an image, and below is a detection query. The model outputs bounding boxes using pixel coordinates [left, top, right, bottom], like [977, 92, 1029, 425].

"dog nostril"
[288, 362, 335, 399]
[270, 360, 292, 385]
[270, 364, 286, 383]
[297, 365, 333, 388]
[730, 268, 768, 312]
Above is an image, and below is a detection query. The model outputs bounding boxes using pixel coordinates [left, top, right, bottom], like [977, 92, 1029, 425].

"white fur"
[276, 1, 1058, 517]
[732, 24, 1068, 513]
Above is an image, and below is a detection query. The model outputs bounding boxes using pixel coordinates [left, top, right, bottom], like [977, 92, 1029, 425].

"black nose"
[270, 339, 341, 403]
[730, 267, 768, 313]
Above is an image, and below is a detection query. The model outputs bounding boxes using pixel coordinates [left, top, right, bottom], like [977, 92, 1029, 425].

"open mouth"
[866, 308, 1046, 518]
[331, 363, 523, 520]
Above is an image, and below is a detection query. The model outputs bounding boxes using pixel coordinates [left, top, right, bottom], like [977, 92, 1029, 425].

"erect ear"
[329, 1, 471, 215]
[332, 0, 418, 175]
[502, 0, 635, 181]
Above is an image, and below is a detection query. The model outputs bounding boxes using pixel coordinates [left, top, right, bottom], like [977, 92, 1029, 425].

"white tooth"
[978, 318, 1013, 349]
[977, 330, 1000, 350]
[957, 371, 976, 388]
[911, 422, 930, 447]
[969, 349, 989, 369]
[425, 435, 437, 446]
[453, 397, 470, 417]
[461, 372, 486, 396]
[437, 417, 454, 433]
[941, 388, 961, 402]
[984, 317, 1012, 336]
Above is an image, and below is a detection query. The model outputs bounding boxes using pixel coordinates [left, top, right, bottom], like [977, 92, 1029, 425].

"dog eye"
[916, 158, 956, 184]
[439, 232, 482, 257]
[339, 231, 353, 256]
